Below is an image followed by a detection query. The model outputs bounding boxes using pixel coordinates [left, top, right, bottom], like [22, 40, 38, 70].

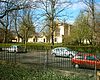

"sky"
[61, 0, 100, 24]
[32, 0, 100, 32]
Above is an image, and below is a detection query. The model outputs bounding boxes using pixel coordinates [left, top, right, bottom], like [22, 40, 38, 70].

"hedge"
[0, 43, 100, 53]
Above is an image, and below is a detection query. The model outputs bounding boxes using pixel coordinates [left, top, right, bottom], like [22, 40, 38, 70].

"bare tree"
[34, 0, 72, 47]
[82, 0, 98, 45]
[0, 0, 34, 43]
[0, 0, 32, 19]
[19, 10, 35, 43]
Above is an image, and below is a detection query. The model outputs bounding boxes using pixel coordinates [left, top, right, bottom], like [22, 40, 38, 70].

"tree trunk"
[91, 0, 96, 45]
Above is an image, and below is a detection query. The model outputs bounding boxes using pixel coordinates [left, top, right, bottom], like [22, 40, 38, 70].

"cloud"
[67, 20, 74, 24]
[95, 2, 100, 11]
[71, 2, 87, 11]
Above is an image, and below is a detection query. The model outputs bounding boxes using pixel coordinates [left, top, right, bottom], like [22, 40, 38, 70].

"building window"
[33, 38, 35, 42]
[44, 39, 45, 42]
[55, 38, 57, 42]
[55, 28, 60, 36]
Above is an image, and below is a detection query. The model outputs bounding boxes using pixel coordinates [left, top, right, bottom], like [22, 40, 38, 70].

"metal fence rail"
[0, 51, 20, 63]
[0, 49, 98, 80]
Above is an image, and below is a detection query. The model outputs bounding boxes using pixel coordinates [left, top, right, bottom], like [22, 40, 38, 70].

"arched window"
[33, 38, 35, 42]
[44, 39, 45, 42]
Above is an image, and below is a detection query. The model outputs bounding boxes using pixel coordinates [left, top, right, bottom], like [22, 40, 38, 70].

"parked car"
[71, 53, 100, 69]
[2, 45, 25, 53]
[51, 47, 78, 58]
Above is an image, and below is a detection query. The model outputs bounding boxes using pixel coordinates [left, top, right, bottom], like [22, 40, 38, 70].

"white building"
[53, 23, 64, 43]
[13, 22, 71, 43]
[37, 35, 46, 43]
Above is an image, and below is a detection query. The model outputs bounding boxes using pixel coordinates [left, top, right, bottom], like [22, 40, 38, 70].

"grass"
[0, 61, 95, 80]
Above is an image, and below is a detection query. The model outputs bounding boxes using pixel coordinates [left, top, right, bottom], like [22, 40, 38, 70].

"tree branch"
[0, 4, 31, 19]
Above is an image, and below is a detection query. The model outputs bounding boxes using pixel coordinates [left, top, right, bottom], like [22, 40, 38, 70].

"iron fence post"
[14, 51, 16, 64]
[44, 49, 49, 69]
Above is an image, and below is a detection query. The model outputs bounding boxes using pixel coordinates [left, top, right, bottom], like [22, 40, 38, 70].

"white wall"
[59, 25, 64, 36]
[54, 36, 63, 43]
[54, 25, 64, 43]
[28, 37, 35, 42]
[37, 36, 46, 43]
[15, 36, 22, 42]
